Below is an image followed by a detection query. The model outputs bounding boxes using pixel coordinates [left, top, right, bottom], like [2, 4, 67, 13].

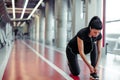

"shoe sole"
[90, 76, 99, 80]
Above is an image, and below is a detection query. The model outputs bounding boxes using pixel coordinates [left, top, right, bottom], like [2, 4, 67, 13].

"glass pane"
[106, 0, 120, 53]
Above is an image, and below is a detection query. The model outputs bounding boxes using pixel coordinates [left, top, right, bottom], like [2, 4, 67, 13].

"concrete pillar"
[45, 0, 54, 45]
[71, 0, 83, 36]
[88, 0, 97, 21]
[97, 0, 103, 18]
[39, 9, 45, 43]
[6, 23, 12, 45]
[29, 23, 32, 40]
[86, 0, 102, 24]
[32, 18, 36, 40]
[29, 18, 35, 40]
[55, 0, 68, 48]
[28, 22, 31, 39]
[85, 0, 89, 26]
[34, 14, 40, 42]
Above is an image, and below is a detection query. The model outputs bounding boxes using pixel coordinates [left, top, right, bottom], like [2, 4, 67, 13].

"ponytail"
[88, 16, 102, 30]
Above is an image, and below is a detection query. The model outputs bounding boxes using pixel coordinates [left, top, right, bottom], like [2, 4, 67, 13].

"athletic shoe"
[90, 73, 99, 79]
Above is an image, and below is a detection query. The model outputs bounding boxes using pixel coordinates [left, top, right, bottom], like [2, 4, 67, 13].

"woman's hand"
[89, 65, 95, 73]
[94, 66, 98, 73]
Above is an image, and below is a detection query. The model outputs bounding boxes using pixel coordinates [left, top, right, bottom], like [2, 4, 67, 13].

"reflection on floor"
[2, 40, 120, 80]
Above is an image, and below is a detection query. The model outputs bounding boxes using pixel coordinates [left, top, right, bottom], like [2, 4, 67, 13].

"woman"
[66, 16, 102, 79]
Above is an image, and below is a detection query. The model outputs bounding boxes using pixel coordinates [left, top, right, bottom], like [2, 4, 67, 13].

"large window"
[106, 0, 120, 52]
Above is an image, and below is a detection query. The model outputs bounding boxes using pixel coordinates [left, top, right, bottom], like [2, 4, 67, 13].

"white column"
[35, 15, 40, 42]
[29, 18, 35, 40]
[55, 0, 68, 48]
[32, 17, 36, 40]
[87, 0, 101, 23]
[85, 0, 89, 26]
[45, 0, 54, 45]
[97, 0, 102, 17]
[39, 9, 45, 43]
[71, 0, 83, 36]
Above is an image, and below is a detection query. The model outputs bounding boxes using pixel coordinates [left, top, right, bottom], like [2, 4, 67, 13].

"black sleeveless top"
[67, 27, 102, 54]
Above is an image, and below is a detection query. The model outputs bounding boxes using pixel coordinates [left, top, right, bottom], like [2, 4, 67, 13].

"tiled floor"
[0, 43, 12, 80]
[1, 40, 120, 80]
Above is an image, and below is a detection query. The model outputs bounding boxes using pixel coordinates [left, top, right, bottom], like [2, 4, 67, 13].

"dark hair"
[88, 16, 102, 30]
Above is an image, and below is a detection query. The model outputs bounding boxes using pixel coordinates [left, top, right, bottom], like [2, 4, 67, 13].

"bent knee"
[72, 71, 80, 76]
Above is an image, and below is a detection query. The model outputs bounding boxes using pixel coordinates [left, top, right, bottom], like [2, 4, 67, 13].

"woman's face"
[90, 28, 101, 37]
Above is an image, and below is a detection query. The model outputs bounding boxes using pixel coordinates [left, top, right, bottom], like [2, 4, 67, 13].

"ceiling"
[2, 0, 46, 26]
[5, 0, 39, 19]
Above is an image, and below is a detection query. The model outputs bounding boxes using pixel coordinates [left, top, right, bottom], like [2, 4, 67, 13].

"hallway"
[2, 40, 70, 80]
[1, 39, 120, 80]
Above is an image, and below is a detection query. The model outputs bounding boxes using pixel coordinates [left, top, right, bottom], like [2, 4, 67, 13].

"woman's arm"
[77, 37, 95, 73]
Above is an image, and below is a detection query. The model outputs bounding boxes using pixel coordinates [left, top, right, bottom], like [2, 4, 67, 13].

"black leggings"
[66, 43, 97, 76]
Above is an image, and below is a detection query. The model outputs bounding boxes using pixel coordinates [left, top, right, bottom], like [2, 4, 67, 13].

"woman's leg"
[66, 46, 80, 76]
[90, 43, 99, 79]
[90, 43, 98, 67]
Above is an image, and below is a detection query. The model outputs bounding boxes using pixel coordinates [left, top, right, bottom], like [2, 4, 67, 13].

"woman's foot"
[90, 73, 99, 79]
